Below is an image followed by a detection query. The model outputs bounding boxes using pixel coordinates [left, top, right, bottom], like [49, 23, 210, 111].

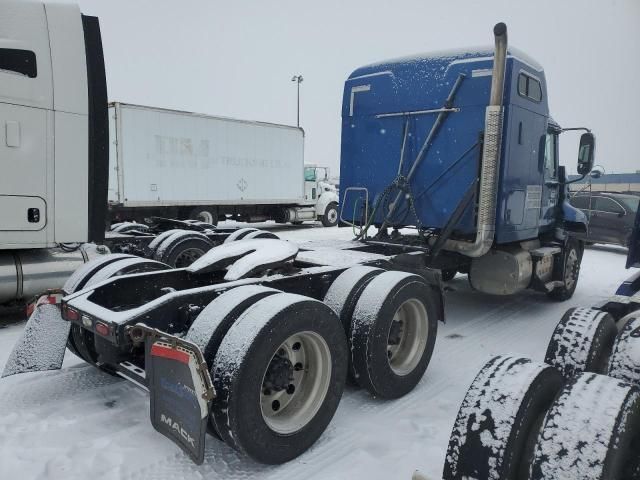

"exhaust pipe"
[444, 22, 508, 257]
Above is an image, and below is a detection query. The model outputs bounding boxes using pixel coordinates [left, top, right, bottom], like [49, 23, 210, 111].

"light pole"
[291, 74, 303, 127]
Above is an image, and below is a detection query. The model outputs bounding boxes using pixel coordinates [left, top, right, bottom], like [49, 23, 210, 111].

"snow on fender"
[187, 239, 298, 280]
[608, 315, 640, 386]
[443, 356, 564, 480]
[529, 373, 640, 479]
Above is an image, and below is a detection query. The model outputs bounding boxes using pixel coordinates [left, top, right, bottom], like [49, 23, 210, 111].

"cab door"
[539, 130, 560, 228]
[304, 167, 317, 204]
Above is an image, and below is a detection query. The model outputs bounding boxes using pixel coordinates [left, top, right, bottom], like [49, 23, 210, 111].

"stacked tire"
[444, 305, 640, 479]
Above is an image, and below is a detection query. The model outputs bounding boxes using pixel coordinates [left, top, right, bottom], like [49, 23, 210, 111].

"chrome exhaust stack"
[444, 22, 508, 257]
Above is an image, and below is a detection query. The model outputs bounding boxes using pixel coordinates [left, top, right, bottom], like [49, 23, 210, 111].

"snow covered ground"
[0, 223, 633, 480]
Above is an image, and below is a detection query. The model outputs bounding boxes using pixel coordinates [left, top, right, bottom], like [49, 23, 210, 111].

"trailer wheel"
[350, 271, 437, 398]
[188, 207, 218, 226]
[211, 293, 348, 464]
[608, 316, 640, 386]
[544, 307, 618, 379]
[546, 239, 582, 301]
[443, 356, 564, 480]
[529, 373, 640, 480]
[146, 229, 182, 255]
[223, 227, 259, 243]
[320, 202, 339, 227]
[153, 231, 213, 267]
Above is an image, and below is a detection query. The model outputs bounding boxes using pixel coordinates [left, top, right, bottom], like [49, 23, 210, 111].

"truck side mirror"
[577, 132, 595, 175]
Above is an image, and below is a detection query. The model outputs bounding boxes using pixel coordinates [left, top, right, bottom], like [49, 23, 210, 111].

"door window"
[544, 133, 558, 179]
[569, 195, 590, 210]
[304, 167, 316, 182]
[593, 197, 625, 214]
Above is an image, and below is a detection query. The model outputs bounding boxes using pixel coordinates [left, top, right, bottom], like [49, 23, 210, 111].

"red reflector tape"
[151, 344, 190, 364]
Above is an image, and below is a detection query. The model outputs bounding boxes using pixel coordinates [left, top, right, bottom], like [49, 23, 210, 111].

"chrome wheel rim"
[174, 247, 205, 267]
[260, 331, 332, 435]
[387, 299, 429, 376]
[327, 208, 338, 223]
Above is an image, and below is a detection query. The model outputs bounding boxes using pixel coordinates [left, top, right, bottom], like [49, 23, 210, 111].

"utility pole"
[291, 74, 303, 127]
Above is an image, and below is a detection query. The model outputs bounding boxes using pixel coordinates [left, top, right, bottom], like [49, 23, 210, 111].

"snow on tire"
[529, 373, 640, 480]
[442, 356, 564, 480]
[242, 229, 279, 240]
[350, 271, 437, 398]
[185, 285, 280, 367]
[608, 315, 640, 386]
[153, 230, 213, 267]
[210, 293, 348, 464]
[223, 227, 259, 243]
[544, 307, 618, 379]
[323, 266, 384, 334]
[63, 253, 135, 294]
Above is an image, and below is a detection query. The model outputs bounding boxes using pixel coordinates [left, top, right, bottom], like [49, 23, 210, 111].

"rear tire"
[350, 271, 437, 398]
[442, 356, 564, 480]
[185, 285, 279, 438]
[529, 373, 640, 480]
[320, 202, 339, 227]
[153, 231, 213, 267]
[210, 293, 348, 464]
[544, 307, 618, 379]
[608, 316, 640, 386]
[224, 228, 259, 243]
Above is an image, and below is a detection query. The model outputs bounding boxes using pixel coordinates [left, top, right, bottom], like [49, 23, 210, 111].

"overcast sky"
[73, 0, 639, 176]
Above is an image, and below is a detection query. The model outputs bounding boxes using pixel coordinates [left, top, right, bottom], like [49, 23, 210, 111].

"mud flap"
[2, 304, 70, 377]
[143, 330, 214, 464]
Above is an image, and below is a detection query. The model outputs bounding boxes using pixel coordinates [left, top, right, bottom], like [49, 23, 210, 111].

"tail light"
[62, 304, 80, 322]
[95, 322, 111, 337]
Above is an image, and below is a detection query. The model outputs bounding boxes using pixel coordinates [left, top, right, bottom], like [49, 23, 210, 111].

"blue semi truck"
[3, 5, 597, 468]
[339, 23, 595, 299]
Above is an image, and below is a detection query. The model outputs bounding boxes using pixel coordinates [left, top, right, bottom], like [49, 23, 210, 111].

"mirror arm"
[561, 127, 592, 134]
[561, 173, 588, 186]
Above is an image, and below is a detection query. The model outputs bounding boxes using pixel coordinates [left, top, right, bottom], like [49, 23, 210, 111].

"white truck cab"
[303, 165, 339, 226]
[0, 1, 108, 303]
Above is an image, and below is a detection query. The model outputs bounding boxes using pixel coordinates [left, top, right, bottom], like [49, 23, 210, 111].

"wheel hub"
[263, 354, 294, 393]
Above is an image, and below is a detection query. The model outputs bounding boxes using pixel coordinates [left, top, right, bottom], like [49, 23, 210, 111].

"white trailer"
[108, 103, 338, 226]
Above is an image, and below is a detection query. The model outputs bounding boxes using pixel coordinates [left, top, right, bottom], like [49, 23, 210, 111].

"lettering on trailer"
[160, 414, 196, 448]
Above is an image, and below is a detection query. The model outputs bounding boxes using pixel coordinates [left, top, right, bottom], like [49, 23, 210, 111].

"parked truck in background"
[2, 0, 599, 468]
[107, 102, 339, 227]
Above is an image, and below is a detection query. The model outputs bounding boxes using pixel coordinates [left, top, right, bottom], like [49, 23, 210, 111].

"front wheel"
[547, 239, 583, 301]
[320, 202, 339, 227]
